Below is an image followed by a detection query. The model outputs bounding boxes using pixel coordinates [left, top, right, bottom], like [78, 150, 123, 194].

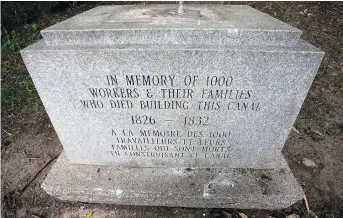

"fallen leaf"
[286, 214, 299, 218]
[86, 212, 93, 218]
[292, 127, 300, 134]
[239, 212, 248, 218]
[312, 129, 324, 136]
[302, 158, 317, 168]
[3, 129, 12, 136]
[304, 194, 310, 211]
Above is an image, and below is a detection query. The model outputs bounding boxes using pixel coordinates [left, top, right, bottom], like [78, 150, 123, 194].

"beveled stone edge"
[20, 39, 324, 55]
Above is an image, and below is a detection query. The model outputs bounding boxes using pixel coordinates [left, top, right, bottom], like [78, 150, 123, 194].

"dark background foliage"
[1, 2, 61, 29]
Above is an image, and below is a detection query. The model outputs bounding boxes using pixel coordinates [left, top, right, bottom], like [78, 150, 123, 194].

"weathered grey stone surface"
[20, 4, 325, 209]
[41, 5, 302, 46]
[42, 152, 303, 209]
[21, 39, 324, 168]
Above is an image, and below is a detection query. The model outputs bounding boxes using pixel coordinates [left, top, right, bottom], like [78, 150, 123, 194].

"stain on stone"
[261, 173, 272, 181]
[185, 168, 193, 172]
[97, 168, 100, 173]
[258, 176, 274, 195]
[239, 168, 248, 174]
[208, 183, 213, 189]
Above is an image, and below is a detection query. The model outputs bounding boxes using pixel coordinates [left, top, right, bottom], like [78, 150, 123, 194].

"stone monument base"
[42, 152, 304, 209]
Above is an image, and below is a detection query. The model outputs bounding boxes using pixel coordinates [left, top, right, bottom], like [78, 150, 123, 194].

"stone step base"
[42, 152, 304, 209]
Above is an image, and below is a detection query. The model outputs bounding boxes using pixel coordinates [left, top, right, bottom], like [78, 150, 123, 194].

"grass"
[2, 24, 40, 58]
[1, 7, 71, 113]
[1, 60, 39, 112]
[1, 24, 42, 113]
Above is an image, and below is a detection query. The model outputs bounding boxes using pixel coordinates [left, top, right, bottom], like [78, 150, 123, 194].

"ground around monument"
[1, 2, 343, 218]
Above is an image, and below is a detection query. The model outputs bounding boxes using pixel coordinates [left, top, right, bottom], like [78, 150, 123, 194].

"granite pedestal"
[21, 5, 324, 209]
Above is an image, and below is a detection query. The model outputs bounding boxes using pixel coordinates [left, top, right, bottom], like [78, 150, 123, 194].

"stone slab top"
[41, 5, 302, 46]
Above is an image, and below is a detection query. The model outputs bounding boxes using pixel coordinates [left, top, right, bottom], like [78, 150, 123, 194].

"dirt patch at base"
[2, 2, 343, 218]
